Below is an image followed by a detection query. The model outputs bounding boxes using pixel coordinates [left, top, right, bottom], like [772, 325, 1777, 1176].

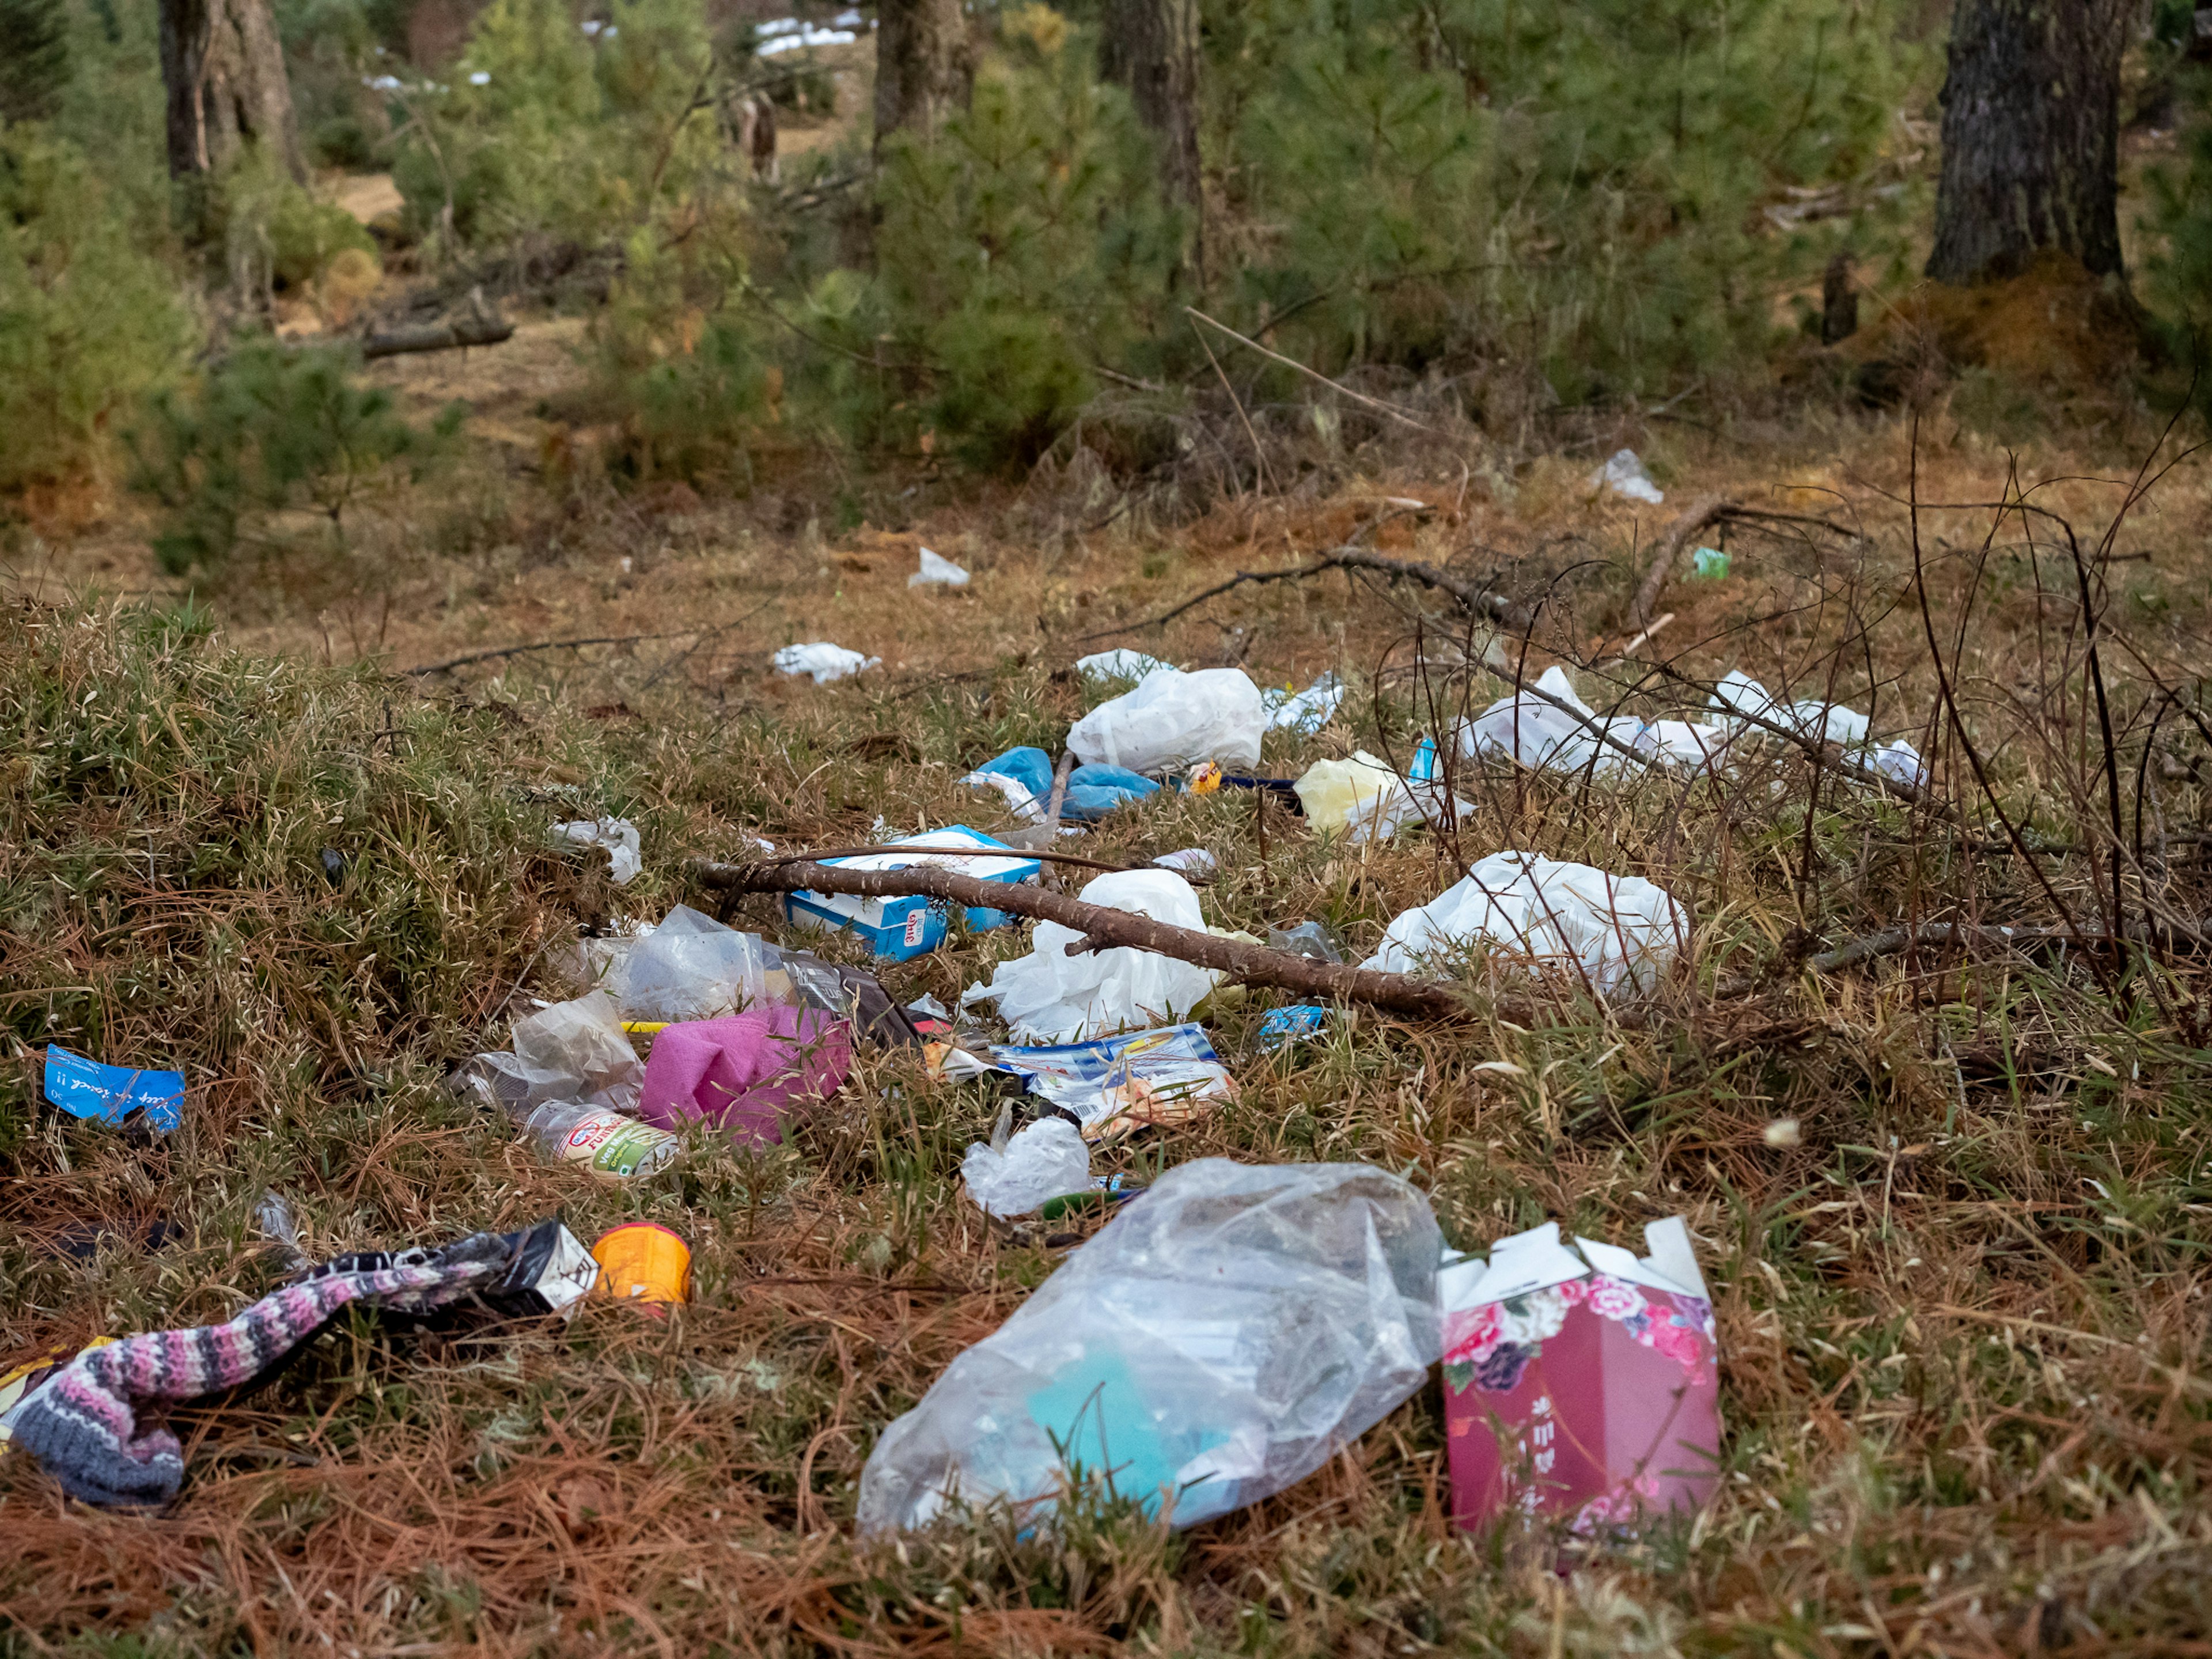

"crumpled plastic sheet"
[855, 1158, 1443, 1532]
[601, 904, 770, 1021]
[637, 1006, 853, 1142]
[961, 1118, 1093, 1218]
[1260, 672, 1346, 734]
[1294, 752, 1475, 843]
[1458, 667, 1724, 778]
[774, 642, 880, 684]
[963, 747, 1162, 823]
[910, 547, 971, 588]
[1710, 671, 1927, 787]
[552, 817, 642, 885]
[1361, 851, 1687, 997]
[1067, 666, 1264, 776]
[1075, 649, 1169, 685]
[1590, 448, 1665, 504]
[454, 990, 644, 1118]
[961, 869, 1219, 1043]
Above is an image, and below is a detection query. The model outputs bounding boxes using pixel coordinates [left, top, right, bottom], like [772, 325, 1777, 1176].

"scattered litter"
[1709, 671, 1927, 787]
[1361, 852, 1686, 997]
[1763, 1117, 1801, 1148]
[774, 642, 880, 684]
[1067, 666, 1264, 776]
[909, 547, 970, 588]
[593, 1222, 691, 1310]
[785, 827, 1041, 958]
[603, 904, 770, 1021]
[552, 817, 642, 885]
[521, 1099, 680, 1181]
[1294, 751, 1473, 842]
[451, 991, 678, 1180]
[1260, 672, 1346, 734]
[1459, 666, 1724, 777]
[907, 992, 950, 1021]
[1185, 762, 1222, 794]
[963, 751, 1160, 822]
[637, 1007, 853, 1141]
[1691, 546, 1730, 579]
[320, 847, 345, 885]
[1267, 920, 1344, 963]
[1258, 1004, 1330, 1050]
[10, 1220, 597, 1509]
[1153, 847, 1217, 876]
[1074, 649, 1169, 684]
[1440, 1217, 1718, 1534]
[961, 1118, 1093, 1218]
[1590, 448, 1665, 505]
[933, 1022, 1236, 1141]
[857, 1160, 1442, 1531]
[41, 1047, 184, 1135]
[758, 23, 854, 53]
[960, 869, 1220, 1042]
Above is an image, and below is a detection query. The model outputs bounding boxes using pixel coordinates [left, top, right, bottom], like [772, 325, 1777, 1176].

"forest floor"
[5, 225, 2212, 1657]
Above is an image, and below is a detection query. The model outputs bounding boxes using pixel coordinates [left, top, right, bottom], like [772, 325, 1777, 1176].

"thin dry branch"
[1080, 544, 1524, 643]
[1183, 307, 1452, 437]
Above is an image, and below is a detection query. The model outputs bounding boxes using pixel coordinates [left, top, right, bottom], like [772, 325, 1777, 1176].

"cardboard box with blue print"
[782, 828, 1043, 960]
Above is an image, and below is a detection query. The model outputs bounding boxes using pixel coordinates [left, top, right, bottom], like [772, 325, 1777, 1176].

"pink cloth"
[637, 1007, 852, 1143]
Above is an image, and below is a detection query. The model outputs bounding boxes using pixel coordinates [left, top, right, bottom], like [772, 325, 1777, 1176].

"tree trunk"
[158, 0, 304, 184]
[1099, 0, 1202, 214]
[1925, 0, 2127, 285]
[873, 0, 971, 153]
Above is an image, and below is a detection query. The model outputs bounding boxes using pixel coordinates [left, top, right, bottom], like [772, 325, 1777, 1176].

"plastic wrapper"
[41, 1047, 184, 1134]
[1457, 666, 1725, 778]
[1294, 752, 1474, 842]
[1267, 921, 1344, 963]
[1261, 672, 1346, 734]
[552, 817, 642, 885]
[910, 547, 971, 587]
[857, 1159, 1443, 1532]
[774, 642, 880, 684]
[603, 904, 770, 1021]
[636, 1006, 853, 1142]
[452, 990, 644, 1119]
[1440, 1217, 1718, 1535]
[961, 869, 1219, 1042]
[935, 1022, 1236, 1141]
[1589, 448, 1664, 504]
[961, 1118, 1094, 1217]
[1067, 667, 1265, 776]
[1361, 852, 1685, 997]
[1709, 671, 1927, 787]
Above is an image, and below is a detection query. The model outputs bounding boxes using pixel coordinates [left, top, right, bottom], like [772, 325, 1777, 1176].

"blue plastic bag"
[43, 1048, 184, 1134]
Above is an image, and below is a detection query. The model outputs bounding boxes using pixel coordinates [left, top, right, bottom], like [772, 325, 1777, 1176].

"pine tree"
[0, 0, 70, 124]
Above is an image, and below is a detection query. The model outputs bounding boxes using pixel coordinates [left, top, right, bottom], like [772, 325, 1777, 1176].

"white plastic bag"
[961, 869, 1218, 1042]
[774, 642, 880, 684]
[910, 547, 971, 588]
[1067, 667, 1264, 775]
[603, 904, 770, 1021]
[1460, 667, 1725, 777]
[961, 1118, 1093, 1218]
[1590, 448, 1665, 504]
[1261, 672, 1346, 734]
[552, 818, 642, 885]
[1361, 851, 1686, 997]
[1710, 672, 1927, 787]
[856, 1158, 1442, 1532]
[1075, 649, 1169, 685]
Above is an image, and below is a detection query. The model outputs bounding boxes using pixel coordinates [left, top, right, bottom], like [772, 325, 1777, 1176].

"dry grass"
[4, 393, 2212, 1656]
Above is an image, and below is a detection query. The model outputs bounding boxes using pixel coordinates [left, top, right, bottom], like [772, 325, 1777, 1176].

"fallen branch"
[1079, 543, 1524, 643]
[743, 843, 1139, 876]
[1630, 495, 1733, 627]
[405, 630, 687, 676]
[690, 858, 1472, 1021]
[361, 310, 516, 360]
[1806, 922, 2047, 974]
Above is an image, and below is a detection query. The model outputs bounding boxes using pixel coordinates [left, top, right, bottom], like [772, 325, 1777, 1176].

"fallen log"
[690, 857, 1473, 1021]
[361, 311, 516, 360]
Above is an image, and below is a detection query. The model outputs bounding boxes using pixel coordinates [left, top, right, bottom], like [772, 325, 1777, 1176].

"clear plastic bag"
[452, 990, 645, 1119]
[961, 1118, 1094, 1218]
[960, 869, 1218, 1043]
[1361, 851, 1687, 997]
[857, 1158, 1442, 1532]
[604, 905, 770, 1022]
[1067, 667, 1265, 776]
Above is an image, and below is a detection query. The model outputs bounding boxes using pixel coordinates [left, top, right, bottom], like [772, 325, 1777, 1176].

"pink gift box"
[1440, 1217, 1719, 1535]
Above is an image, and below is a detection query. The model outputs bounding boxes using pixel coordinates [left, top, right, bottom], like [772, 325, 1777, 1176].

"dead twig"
[690, 858, 1471, 1020]
[1079, 543, 1524, 643]
[1630, 495, 1733, 627]
[404, 631, 691, 676]
[1184, 307, 1452, 438]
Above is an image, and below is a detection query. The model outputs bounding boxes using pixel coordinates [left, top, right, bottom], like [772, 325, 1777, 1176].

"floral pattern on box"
[1444, 1275, 1714, 1397]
